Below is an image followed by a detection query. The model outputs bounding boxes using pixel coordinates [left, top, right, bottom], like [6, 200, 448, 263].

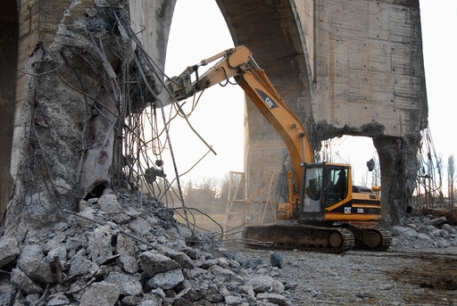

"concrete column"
[4, 0, 176, 236]
[0, 0, 19, 222]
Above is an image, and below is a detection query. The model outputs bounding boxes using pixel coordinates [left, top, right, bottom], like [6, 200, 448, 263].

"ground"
[226, 245, 457, 305]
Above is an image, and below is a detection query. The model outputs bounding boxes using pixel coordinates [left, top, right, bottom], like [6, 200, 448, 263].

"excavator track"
[242, 224, 355, 253]
[346, 224, 392, 251]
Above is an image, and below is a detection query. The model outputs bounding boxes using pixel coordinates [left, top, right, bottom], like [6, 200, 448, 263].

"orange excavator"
[160, 46, 391, 252]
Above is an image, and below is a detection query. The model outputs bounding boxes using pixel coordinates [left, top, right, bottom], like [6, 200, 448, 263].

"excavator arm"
[160, 46, 313, 215]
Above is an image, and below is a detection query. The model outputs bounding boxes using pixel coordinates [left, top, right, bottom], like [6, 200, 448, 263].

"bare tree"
[182, 177, 225, 214]
[448, 155, 455, 207]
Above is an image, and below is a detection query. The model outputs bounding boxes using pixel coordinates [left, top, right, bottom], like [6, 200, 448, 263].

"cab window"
[323, 167, 348, 207]
[302, 167, 323, 212]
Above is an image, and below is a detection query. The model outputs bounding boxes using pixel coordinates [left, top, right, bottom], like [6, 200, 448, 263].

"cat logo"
[264, 96, 275, 108]
[255, 89, 279, 109]
[344, 207, 351, 214]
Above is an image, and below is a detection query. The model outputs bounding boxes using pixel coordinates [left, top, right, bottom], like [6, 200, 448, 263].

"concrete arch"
[0, 0, 427, 228]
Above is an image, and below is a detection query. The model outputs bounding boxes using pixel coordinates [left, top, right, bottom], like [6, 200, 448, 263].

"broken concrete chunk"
[54, 177, 72, 196]
[443, 223, 453, 233]
[146, 268, 184, 290]
[270, 253, 284, 269]
[112, 213, 132, 224]
[155, 245, 194, 269]
[99, 192, 124, 213]
[205, 286, 224, 303]
[65, 236, 82, 251]
[146, 216, 158, 226]
[119, 255, 139, 274]
[69, 255, 99, 276]
[78, 207, 97, 227]
[139, 251, 180, 277]
[10, 268, 44, 294]
[179, 246, 198, 260]
[256, 292, 290, 306]
[0, 283, 13, 305]
[174, 223, 192, 239]
[78, 199, 90, 212]
[437, 239, 450, 248]
[216, 257, 230, 269]
[116, 233, 136, 257]
[0, 237, 20, 268]
[224, 295, 244, 305]
[45, 246, 67, 265]
[208, 265, 239, 283]
[53, 232, 67, 244]
[239, 284, 255, 297]
[128, 217, 152, 236]
[24, 293, 41, 305]
[53, 222, 69, 232]
[183, 266, 211, 282]
[18, 245, 54, 283]
[47, 293, 70, 306]
[138, 298, 161, 306]
[249, 275, 275, 294]
[121, 296, 143, 306]
[271, 280, 285, 294]
[424, 216, 447, 226]
[417, 233, 432, 241]
[80, 281, 120, 306]
[43, 238, 60, 254]
[87, 198, 99, 204]
[104, 271, 143, 296]
[125, 208, 142, 218]
[218, 284, 231, 297]
[200, 258, 218, 269]
[88, 225, 114, 265]
[150, 288, 166, 299]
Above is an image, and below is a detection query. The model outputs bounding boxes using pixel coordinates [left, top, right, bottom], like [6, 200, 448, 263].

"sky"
[159, 0, 457, 190]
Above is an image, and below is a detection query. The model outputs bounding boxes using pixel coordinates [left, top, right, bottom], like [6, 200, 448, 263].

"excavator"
[159, 46, 391, 252]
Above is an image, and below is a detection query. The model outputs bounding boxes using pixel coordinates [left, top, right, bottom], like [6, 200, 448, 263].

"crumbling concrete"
[374, 135, 421, 225]
[0, 189, 296, 305]
[2, 0, 176, 237]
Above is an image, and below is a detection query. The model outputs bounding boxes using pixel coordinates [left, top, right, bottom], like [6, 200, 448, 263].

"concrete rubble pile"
[390, 214, 457, 250]
[0, 189, 293, 306]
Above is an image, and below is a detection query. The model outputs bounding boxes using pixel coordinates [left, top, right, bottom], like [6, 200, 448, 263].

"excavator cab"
[300, 162, 383, 224]
[300, 163, 351, 222]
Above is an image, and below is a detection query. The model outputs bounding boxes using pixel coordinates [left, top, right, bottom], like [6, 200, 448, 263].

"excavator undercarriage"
[242, 223, 391, 253]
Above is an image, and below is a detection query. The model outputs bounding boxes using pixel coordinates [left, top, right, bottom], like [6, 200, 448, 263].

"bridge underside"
[0, 0, 427, 228]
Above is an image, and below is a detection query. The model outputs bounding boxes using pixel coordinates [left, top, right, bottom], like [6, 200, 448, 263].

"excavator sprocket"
[242, 224, 355, 253]
[349, 225, 392, 251]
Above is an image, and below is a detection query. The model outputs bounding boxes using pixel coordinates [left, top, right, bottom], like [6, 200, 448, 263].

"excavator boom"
[161, 46, 313, 213]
